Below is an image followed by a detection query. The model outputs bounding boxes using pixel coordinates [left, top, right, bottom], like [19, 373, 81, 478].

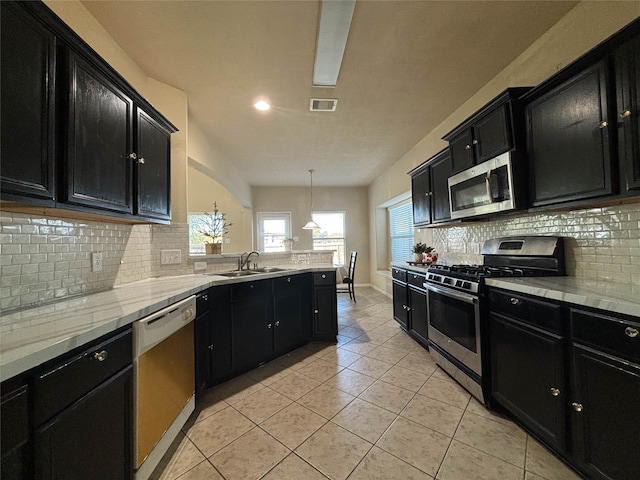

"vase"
[205, 243, 222, 255]
[414, 253, 423, 263]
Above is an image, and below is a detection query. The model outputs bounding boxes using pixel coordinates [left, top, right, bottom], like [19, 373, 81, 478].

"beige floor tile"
[336, 334, 353, 346]
[355, 329, 395, 345]
[526, 437, 583, 480]
[331, 398, 397, 443]
[296, 357, 345, 382]
[310, 343, 339, 358]
[154, 433, 206, 480]
[359, 379, 415, 414]
[341, 338, 380, 355]
[376, 417, 450, 477]
[298, 383, 355, 419]
[321, 347, 362, 367]
[209, 428, 289, 480]
[382, 332, 418, 351]
[348, 357, 394, 378]
[212, 374, 265, 404]
[185, 407, 254, 457]
[437, 439, 524, 480]
[260, 402, 327, 449]
[262, 453, 328, 480]
[400, 394, 464, 438]
[175, 461, 223, 480]
[296, 422, 373, 480]
[525, 472, 549, 480]
[454, 411, 527, 468]
[418, 375, 471, 410]
[232, 386, 292, 424]
[268, 371, 321, 400]
[466, 397, 515, 427]
[245, 361, 291, 386]
[339, 325, 367, 338]
[380, 365, 429, 392]
[365, 345, 410, 364]
[348, 446, 435, 480]
[396, 351, 439, 376]
[324, 368, 377, 396]
[190, 391, 228, 425]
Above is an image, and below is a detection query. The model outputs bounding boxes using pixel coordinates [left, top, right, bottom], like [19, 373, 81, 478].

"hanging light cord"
[309, 169, 314, 209]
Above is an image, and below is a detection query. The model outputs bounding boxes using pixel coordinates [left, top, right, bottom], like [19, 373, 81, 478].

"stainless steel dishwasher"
[133, 296, 196, 480]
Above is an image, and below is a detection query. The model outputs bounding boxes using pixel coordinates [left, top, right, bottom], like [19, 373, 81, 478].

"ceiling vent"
[310, 98, 338, 112]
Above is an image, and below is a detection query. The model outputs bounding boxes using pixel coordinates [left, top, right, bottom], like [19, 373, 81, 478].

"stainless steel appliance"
[425, 236, 565, 405]
[448, 152, 521, 219]
[133, 296, 196, 480]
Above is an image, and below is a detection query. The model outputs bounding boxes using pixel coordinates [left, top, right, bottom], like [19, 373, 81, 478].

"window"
[312, 212, 345, 265]
[257, 212, 291, 252]
[389, 200, 413, 264]
[188, 213, 208, 255]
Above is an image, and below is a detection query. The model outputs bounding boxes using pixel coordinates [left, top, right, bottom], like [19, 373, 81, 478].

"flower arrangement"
[197, 202, 234, 244]
[412, 242, 434, 254]
[412, 242, 437, 263]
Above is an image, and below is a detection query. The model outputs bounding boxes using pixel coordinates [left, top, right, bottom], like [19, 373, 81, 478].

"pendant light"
[302, 169, 321, 230]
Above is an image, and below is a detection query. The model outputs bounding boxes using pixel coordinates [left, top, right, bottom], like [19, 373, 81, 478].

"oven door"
[425, 282, 482, 375]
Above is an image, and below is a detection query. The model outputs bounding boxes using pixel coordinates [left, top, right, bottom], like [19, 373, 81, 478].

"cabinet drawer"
[407, 271, 426, 290]
[571, 308, 640, 363]
[231, 279, 272, 301]
[392, 267, 407, 283]
[313, 271, 335, 286]
[488, 289, 563, 335]
[33, 329, 132, 426]
[274, 273, 306, 291]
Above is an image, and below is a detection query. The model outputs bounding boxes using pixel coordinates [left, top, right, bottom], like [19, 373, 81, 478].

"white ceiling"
[81, 1, 577, 187]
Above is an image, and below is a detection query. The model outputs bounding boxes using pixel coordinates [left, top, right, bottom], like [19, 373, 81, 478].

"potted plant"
[197, 202, 233, 255]
[412, 242, 436, 263]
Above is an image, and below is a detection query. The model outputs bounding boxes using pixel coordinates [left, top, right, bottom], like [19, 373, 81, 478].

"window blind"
[389, 200, 413, 264]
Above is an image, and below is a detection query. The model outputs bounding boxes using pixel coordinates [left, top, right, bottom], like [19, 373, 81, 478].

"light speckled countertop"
[0, 265, 335, 381]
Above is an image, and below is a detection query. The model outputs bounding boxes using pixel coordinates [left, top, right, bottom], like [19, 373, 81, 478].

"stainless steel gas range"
[424, 236, 565, 405]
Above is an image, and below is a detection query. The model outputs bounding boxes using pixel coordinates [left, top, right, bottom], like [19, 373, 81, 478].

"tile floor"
[152, 287, 583, 480]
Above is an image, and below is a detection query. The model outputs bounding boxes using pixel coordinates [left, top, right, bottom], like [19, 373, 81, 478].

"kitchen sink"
[252, 267, 287, 273]
[212, 270, 258, 277]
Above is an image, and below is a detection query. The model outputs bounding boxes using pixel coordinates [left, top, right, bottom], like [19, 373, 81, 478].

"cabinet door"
[616, 36, 640, 193]
[392, 282, 409, 330]
[449, 129, 475, 174]
[527, 61, 612, 206]
[135, 108, 171, 221]
[194, 291, 211, 395]
[231, 293, 273, 372]
[65, 52, 133, 214]
[312, 285, 337, 341]
[1, 2, 56, 205]
[490, 313, 566, 451]
[430, 151, 452, 223]
[411, 166, 431, 226]
[474, 103, 512, 163]
[1, 381, 29, 480]
[408, 288, 428, 348]
[572, 344, 640, 480]
[209, 286, 232, 385]
[34, 366, 132, 480]
[275, 290, 306, 355]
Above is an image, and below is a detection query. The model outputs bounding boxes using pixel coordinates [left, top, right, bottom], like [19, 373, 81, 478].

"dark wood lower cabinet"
[408, 287, 428, 347]
[1, 379, 30, 480]
[274, 275, 310, 353]
[34, 366, 132, 480]
[312, 272, 338, 341]
[392, 280, 409, 330]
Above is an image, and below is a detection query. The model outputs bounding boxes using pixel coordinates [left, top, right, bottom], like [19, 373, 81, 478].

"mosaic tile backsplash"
[428, 203, 640, 285]
[0, 211, 332, 311]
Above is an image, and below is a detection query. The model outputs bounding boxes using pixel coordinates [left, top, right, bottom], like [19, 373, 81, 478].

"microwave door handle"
[425, 282, 477, 305]
[485, 171, 494, 202]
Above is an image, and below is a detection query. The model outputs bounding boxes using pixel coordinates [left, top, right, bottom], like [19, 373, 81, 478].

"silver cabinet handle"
[127, 152, 137, 160]
[464, 144, 471, 150]
[550, 388, 560, 397]
[599, 120, 608, 129]
[314, 309, 319, 314]
[572, 402, 583, 412]
[275, 321, 280, 327]
[625, 327, 639, 338]
[137, 157, 145, 164]
[202, 294, 208, 301]
[472, 139, 479, 145]
[620, 110, 632, 118]
[322, 274, 326, 279]
[267, 323, 272, 329]
[406, 306, 411, 312]
[510, 297, 520, 305]
[287, 277, 291, 283]
[94, 350, 108, 362]
[208, 344, 214, 350]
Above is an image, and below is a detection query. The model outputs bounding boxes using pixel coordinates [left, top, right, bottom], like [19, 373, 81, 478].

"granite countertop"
[0, 264, 335, 381]
[485, 277, 640, 318]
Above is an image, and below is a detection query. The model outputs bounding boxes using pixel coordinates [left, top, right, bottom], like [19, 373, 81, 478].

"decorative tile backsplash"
[429, 203, 640, 285]
[0, 211, 333, 311]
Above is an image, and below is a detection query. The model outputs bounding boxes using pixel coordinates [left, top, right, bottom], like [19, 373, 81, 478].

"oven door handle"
[424, 282, 478, 305]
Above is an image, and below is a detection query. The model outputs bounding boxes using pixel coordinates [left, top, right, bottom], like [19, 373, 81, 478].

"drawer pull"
[550, 388, 560, 397]
[625, 327, 639, 338]
[275, 321, 280, 327]
[94, 350, 108, 362]
[510, 298, 520, 305]
[314, 309, 319, 314]
[267, 323, 272, 329]
[287, 277, 291, 283]
[322, 274, 326, 279]
[572, 402, 583, 413]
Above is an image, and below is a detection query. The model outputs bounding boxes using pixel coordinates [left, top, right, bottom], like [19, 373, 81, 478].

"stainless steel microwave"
[448, 152, 516, 219]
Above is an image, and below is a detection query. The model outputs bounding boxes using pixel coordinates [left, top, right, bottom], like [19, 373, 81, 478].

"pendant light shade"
[302, 169, 320, 230]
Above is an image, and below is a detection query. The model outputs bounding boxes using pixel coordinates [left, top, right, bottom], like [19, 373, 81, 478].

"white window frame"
[388, 200, 413, 265]
[257, 212, 291, 252]
[312, 211, 346, 265]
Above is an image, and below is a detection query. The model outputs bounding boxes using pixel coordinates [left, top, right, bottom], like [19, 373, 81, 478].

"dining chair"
[337, 251, 357, 302]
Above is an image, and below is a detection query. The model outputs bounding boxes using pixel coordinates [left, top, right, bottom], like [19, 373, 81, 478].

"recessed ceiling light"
[254, 100, 271, 111]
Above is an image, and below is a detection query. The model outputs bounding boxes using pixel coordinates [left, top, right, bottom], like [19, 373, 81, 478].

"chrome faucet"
[240, 251, 259, 270]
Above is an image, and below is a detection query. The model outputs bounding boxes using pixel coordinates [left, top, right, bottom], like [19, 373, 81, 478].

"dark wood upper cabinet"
[444, 88, 530, 175]
[64, 52, 134, 214]
[409, 148, 451, 227]
[526, 61, 612, 207]
[616, 35, 640, 193]
[0, 1, 57, 205]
